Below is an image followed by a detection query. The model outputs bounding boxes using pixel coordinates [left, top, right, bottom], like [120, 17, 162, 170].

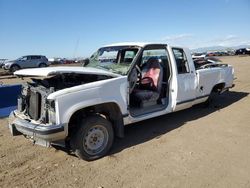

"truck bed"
[196, 65, 234, 98]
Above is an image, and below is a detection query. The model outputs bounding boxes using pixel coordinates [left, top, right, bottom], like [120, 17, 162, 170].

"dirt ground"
[0, 56, 250, 188]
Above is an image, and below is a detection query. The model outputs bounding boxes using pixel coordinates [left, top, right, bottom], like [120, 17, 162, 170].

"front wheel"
[70, 115, 114, 161]
[10, 65, 20, 72]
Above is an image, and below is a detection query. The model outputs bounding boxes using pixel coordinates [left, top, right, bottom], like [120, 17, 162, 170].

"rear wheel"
[203, 91, 219, 107]
[70, 115, 114, 161]
[39, 63, 47, 67]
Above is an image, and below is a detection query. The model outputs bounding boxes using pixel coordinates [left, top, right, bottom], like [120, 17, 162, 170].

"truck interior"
[129, 47, 171, 117]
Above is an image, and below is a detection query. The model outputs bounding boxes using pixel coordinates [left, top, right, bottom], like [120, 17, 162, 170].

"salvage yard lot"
[0, 56, 250, 188]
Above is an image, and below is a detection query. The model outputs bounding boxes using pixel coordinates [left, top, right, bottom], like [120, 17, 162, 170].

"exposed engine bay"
[17, 73, 113, 123]
[29, 73, 113, 90]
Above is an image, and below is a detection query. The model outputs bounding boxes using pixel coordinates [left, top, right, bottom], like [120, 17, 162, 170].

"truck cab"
[127, 44, 198, 118]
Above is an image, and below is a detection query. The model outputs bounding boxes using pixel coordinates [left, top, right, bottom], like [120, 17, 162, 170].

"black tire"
[203, 91, 218, 107]
[10, 65, 20, 72]
[39, 63, 47, 67]
[70, 115, 114, 161]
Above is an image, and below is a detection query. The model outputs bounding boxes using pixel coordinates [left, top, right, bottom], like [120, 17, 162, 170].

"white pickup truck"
[9, 42, 234, 160]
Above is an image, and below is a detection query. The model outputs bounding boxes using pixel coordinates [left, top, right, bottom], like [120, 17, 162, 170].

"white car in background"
[191, 52, 206, 59]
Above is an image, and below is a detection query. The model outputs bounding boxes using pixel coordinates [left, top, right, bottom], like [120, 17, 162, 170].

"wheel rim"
[40, 64, 46, 67]
[83, 125, 109, 155]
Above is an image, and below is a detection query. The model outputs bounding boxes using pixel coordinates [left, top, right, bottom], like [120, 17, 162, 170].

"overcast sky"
[0, 0, 249, 59]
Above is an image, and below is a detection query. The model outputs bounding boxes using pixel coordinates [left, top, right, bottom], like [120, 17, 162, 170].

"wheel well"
[212, 83, 225, 93]
[11, 64, 20, 68]
[68, 102, 124, 138]
[39, 62, 46, 66]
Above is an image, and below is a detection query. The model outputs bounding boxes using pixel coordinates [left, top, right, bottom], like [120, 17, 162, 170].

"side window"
[141, 49, 169, 66]
[31, 56, 40, 60]
[118, 49, 138, 64]
[20, 56, 28, 61]
[172, 48, 189, 74]
[123, 50, 136, 63]
[124, 51, 135, 59]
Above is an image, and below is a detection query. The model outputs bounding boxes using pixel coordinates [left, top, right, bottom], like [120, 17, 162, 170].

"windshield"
[17, 56, 27, 61]
[86, 46, 140, 75]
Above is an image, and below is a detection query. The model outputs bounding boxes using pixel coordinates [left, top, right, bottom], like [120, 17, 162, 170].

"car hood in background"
[3, 60, 15, 64]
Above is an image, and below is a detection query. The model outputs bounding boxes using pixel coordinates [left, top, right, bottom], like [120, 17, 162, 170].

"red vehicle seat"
[130, 57, 163, 107]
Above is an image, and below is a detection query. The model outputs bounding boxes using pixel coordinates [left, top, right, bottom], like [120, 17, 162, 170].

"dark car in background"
[3, 55, 49, 72]
[0, 59, 8, 68]
[235, 48, 250, 55]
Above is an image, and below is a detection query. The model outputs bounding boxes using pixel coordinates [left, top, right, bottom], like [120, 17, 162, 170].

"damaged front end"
[9, 79, 64, 146]
[18, 82, 55, 124]
[9, 72, 114, 146]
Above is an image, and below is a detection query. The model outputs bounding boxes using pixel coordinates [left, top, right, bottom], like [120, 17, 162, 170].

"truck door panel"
[172, 48, 197, 110]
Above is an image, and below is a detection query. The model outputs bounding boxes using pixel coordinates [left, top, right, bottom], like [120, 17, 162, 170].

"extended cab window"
[172, 48, 189, 74]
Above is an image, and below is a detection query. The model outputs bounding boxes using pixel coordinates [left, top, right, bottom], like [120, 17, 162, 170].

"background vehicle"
[0, 59, 8, 68]
[9, 43, 234, 161]
[3, 55, 49, 72]
[191, 53, 206, 59]
[235, 48, 250, 55]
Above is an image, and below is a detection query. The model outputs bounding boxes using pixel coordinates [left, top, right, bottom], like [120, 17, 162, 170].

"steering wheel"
[129, 65, 142, 93]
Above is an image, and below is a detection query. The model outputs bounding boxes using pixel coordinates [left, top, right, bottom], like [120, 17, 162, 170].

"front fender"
[53, 76, 128, 125]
